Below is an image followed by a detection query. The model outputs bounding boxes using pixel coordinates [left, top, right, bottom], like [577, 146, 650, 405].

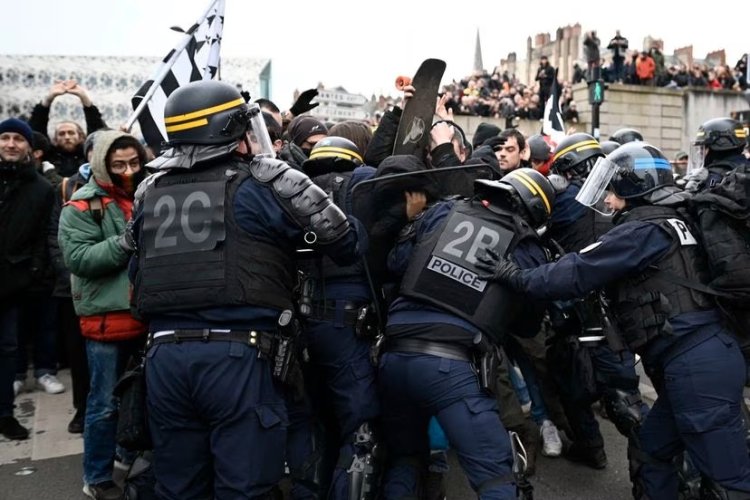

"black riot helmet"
[599, 140, 620, 155]
[693, 117, 747, 152]
[164, 80, 254, 145]
[550, 133, 603, 179]
[578, 143, 678, 212]
[303, 136, 363, 176]
[610, 128, 644, 145]
[475, 167, 556, 229]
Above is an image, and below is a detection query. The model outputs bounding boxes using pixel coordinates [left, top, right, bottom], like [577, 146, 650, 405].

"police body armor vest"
[549, 184, 612, 253]
[550, 208, 598, 253]
[400, 199, 538, 343]
[135, 160, 295, 316]
[298, 171, 364, 283]
[608, 206, 713, 353]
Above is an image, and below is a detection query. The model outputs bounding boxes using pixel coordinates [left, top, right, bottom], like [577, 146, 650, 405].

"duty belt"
[309, 300, 365, 325]
[384, 338, 472, 362]
[147, 329, 276, 357]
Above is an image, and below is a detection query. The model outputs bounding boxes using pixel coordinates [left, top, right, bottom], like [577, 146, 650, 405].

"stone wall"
[452, 85, 749, 162]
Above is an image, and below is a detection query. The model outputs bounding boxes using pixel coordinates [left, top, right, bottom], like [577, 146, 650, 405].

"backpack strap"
[60, 177, 70, 203]
[89, 197, 105, 225]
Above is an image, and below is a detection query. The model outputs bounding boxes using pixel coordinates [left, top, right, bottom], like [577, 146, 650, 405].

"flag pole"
[124, 0, 219, 131]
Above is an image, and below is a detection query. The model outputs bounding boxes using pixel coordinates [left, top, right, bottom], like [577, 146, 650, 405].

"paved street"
[0, 369, 652, 499]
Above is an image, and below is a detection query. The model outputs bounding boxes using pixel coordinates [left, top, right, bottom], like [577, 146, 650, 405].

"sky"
[7, 0, 749, 109]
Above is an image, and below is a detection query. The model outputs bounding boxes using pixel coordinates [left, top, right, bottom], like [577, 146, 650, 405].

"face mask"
[111, 170, 145, 195]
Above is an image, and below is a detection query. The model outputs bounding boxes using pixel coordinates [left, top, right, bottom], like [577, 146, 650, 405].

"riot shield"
[351, 163, 497, 301]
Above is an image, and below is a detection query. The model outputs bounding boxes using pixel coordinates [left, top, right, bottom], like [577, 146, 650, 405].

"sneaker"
[0, 416, 29, 440]
[67, 409, 85, 434]
[540, 419, 563, 457]
[13, 380, 24, 397]
[82, 480, 124, 500]
[36, 374, 65, 394]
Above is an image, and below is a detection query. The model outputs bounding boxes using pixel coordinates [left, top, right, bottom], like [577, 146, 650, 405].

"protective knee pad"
[342, 422, 382, 500]
[604, 388, 643, 438]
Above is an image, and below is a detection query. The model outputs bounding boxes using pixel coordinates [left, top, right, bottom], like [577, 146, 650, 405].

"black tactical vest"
[298, 171, 364, 284]
[135, 160, 295, 316]
[400, 199, 539, 342]
[607, 206, 714, 353]
[549, 185, 613, 253]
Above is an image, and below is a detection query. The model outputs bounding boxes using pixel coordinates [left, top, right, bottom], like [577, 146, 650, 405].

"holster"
[475, 345, 502, 396]
[274, 310, 301, 386]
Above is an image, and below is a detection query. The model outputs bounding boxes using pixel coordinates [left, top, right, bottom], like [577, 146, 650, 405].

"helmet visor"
[248, 105, 275, 158]
[576, 156, 617, 208]
[688, 143, 706, 176]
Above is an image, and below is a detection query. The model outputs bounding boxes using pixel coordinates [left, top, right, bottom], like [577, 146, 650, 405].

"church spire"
[473, 28, 484, 72]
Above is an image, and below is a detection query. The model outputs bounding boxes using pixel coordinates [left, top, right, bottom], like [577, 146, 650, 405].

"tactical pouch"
[113, 358, 152, 451]
[355, 305, 381, 339]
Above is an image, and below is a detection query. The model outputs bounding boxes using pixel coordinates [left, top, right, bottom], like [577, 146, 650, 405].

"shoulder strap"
[60, 177, 69, 203]
[649, 265, 733, 298]
[89, 197, 105, 225]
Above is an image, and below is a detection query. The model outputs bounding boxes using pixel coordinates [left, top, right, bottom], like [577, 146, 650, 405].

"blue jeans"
[16, 295, 59, 379]
[508, 364, 530, 407]
[379, 352, 515, 500]
[0, 304, 20, 417]
[83, 338, 139, 485]
[512, 355, 548, 425]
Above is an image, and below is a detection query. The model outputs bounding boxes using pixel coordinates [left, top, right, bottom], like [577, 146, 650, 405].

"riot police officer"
[130, 81, 365, 499]
[688, 117, 750, 191]
[546, 134, 647, 468]
[379, 168, 554, 499]
[477, 143, 750, 498]
[290, 136, 380, 500]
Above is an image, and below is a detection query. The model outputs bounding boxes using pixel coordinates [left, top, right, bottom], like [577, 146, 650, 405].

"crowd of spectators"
[432, 35, 748, 122]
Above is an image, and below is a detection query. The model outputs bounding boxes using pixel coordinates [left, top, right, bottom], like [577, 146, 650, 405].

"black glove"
[116, 219, 137, 254]
[475, 248, 524, 290]
[239, 90, 251, 103]
[289, 88, 319, 116]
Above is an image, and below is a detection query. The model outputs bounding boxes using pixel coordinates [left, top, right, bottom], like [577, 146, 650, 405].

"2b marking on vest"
[427, 256, 487, 292]
[666, 218, 697, 246]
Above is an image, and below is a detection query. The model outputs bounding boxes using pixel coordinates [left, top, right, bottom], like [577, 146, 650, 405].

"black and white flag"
[542, 68, 566, 145]
[129, 0, 225, 153]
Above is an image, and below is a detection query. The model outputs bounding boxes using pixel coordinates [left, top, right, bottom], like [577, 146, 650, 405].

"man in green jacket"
[58, 130, 147, 500]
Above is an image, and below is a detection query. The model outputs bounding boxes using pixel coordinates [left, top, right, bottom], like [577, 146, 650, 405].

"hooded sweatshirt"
[58, 130, 146, 341]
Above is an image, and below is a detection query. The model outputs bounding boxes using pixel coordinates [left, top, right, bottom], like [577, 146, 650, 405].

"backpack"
[62, 176, 106, 225]
[689, 161, 750, 333]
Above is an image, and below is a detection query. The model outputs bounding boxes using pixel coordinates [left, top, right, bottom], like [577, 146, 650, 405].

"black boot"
[565, 441, 607, 469]
[0, 416, 29, 440]
[68, 409, 85, 434]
